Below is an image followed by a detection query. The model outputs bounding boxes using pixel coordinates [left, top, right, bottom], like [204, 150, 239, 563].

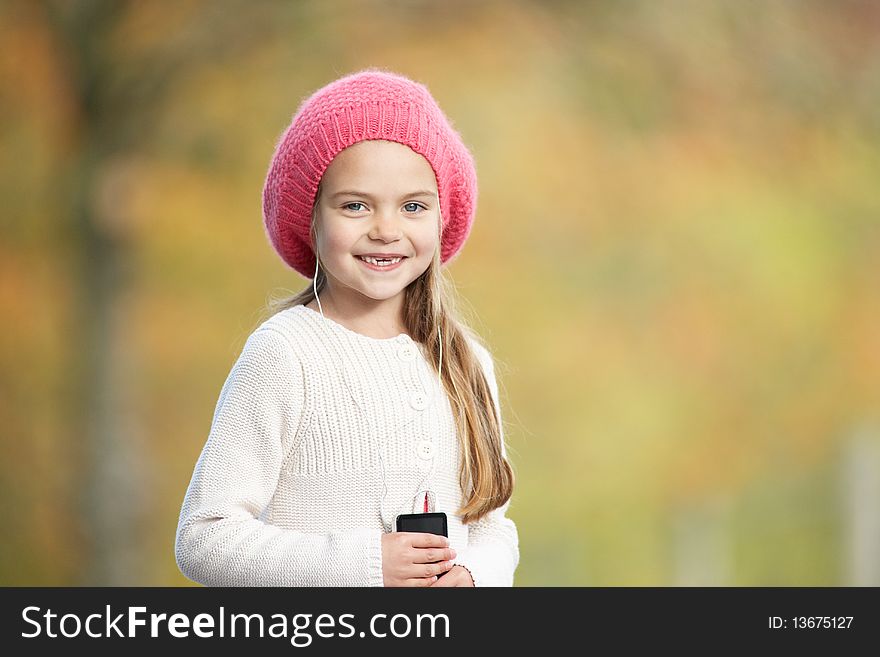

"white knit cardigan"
[175, 304, 519, 586]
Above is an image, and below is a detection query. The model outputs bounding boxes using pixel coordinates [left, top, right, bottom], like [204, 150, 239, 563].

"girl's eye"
[343, 201, 426, 213]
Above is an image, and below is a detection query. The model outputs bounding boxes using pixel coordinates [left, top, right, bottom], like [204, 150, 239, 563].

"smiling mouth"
[356, 255, 405, 267]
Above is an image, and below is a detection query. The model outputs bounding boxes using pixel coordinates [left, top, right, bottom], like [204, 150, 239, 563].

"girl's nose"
[369, 210, 403, 241]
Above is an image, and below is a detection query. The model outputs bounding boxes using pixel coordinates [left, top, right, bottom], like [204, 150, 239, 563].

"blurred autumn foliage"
[1, 0, 878, 585]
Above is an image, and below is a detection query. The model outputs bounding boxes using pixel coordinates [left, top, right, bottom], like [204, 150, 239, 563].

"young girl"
[174, 68, 518, 587]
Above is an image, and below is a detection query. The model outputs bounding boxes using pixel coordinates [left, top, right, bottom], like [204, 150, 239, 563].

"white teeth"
[360, 256, 402, 266]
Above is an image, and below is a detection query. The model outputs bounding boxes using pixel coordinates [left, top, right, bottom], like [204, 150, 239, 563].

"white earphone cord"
[312, 254, 442, 530]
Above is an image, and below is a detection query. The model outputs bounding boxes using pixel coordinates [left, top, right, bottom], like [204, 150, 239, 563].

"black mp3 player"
[395, 512, 448, 537]
[395, 512, 450, 578]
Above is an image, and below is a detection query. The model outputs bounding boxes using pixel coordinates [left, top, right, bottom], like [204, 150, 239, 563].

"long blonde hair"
[265, 183, 514, 524]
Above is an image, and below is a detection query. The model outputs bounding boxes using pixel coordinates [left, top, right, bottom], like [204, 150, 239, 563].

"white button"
[409, 391, 428, 411]
[417, 440, 434, 460]
[397, 345, 416, 362]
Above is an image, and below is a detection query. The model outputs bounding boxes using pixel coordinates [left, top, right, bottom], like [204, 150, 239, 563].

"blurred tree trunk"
[40, 0, 284, 584]
[671, 495, 732, 586]
[43, 0, 145, 584]
[844, 425, 880, 586]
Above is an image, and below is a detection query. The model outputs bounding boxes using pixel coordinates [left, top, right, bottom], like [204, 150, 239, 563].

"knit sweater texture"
[175, 304, 519, 586]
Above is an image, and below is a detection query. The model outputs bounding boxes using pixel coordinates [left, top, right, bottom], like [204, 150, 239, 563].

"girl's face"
[313, 139, 440, 310]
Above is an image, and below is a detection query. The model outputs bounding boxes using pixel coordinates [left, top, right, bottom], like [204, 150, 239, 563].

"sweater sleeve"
[174, 327, 384, 587]
[451, 342, 520, 587]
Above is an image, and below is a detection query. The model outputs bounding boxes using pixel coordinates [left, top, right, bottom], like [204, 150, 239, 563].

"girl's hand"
[381, 532, 456, 587]
[429, 565, 474, 587]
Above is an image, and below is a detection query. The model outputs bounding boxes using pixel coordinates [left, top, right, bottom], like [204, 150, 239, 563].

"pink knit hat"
[262, 68, 478, 278]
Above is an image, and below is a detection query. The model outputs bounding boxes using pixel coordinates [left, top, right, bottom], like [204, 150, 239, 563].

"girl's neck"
[307, 291, 407, 340]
